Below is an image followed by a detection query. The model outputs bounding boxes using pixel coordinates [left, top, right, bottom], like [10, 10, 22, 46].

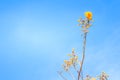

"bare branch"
[57, 71, 68, 80]
[68, 70, 76, 80]
[78, 32, 87, 80]
[73, 64, 79, 73]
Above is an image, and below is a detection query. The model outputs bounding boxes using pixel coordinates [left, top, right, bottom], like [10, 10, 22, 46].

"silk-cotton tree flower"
[57, 11, 109, 80]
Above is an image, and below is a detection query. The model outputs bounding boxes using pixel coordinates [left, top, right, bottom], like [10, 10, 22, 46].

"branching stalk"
[78, 32, 87, 80]
[57, 71, 68, 80]
[68, 70, 76, 80]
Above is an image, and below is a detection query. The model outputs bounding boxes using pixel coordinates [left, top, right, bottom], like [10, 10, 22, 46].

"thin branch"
[78, 32, 87, 80]
[81, 70, 84, 80]
[68, 70, 76, 80]
[57, 71, 68, 80]
[73, 64, 79, 73]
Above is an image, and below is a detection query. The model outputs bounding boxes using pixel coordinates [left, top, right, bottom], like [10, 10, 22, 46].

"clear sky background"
[0, 0, 120, 80]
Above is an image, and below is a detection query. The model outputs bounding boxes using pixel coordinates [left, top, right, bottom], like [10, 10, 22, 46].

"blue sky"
[0, 0, 120, 80]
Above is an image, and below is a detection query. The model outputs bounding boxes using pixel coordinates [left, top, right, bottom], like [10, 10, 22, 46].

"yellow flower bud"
[91, 78, 96, 80]
[85, 11, 93, 20]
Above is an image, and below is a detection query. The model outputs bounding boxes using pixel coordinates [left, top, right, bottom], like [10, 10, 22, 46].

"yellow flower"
[64, 60, 72, 67]
[86, 24, 91, 28]
[85, 11, 92, 20]
[91, 78, 96, 80]
[77, 19, 80, 22]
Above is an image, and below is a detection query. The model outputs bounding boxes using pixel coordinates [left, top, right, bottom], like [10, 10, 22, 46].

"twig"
[68, 70, 76, 80]
[81, 70, 84, 80]
[78, 32, 87, 80]
[57, 71, 68, 80]
[73, 64, 79, 73]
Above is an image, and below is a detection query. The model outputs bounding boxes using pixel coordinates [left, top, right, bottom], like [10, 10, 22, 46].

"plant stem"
[78, 32, 87, 80]
[57, 71, 68, 80]
[68, 70, 76, 80]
